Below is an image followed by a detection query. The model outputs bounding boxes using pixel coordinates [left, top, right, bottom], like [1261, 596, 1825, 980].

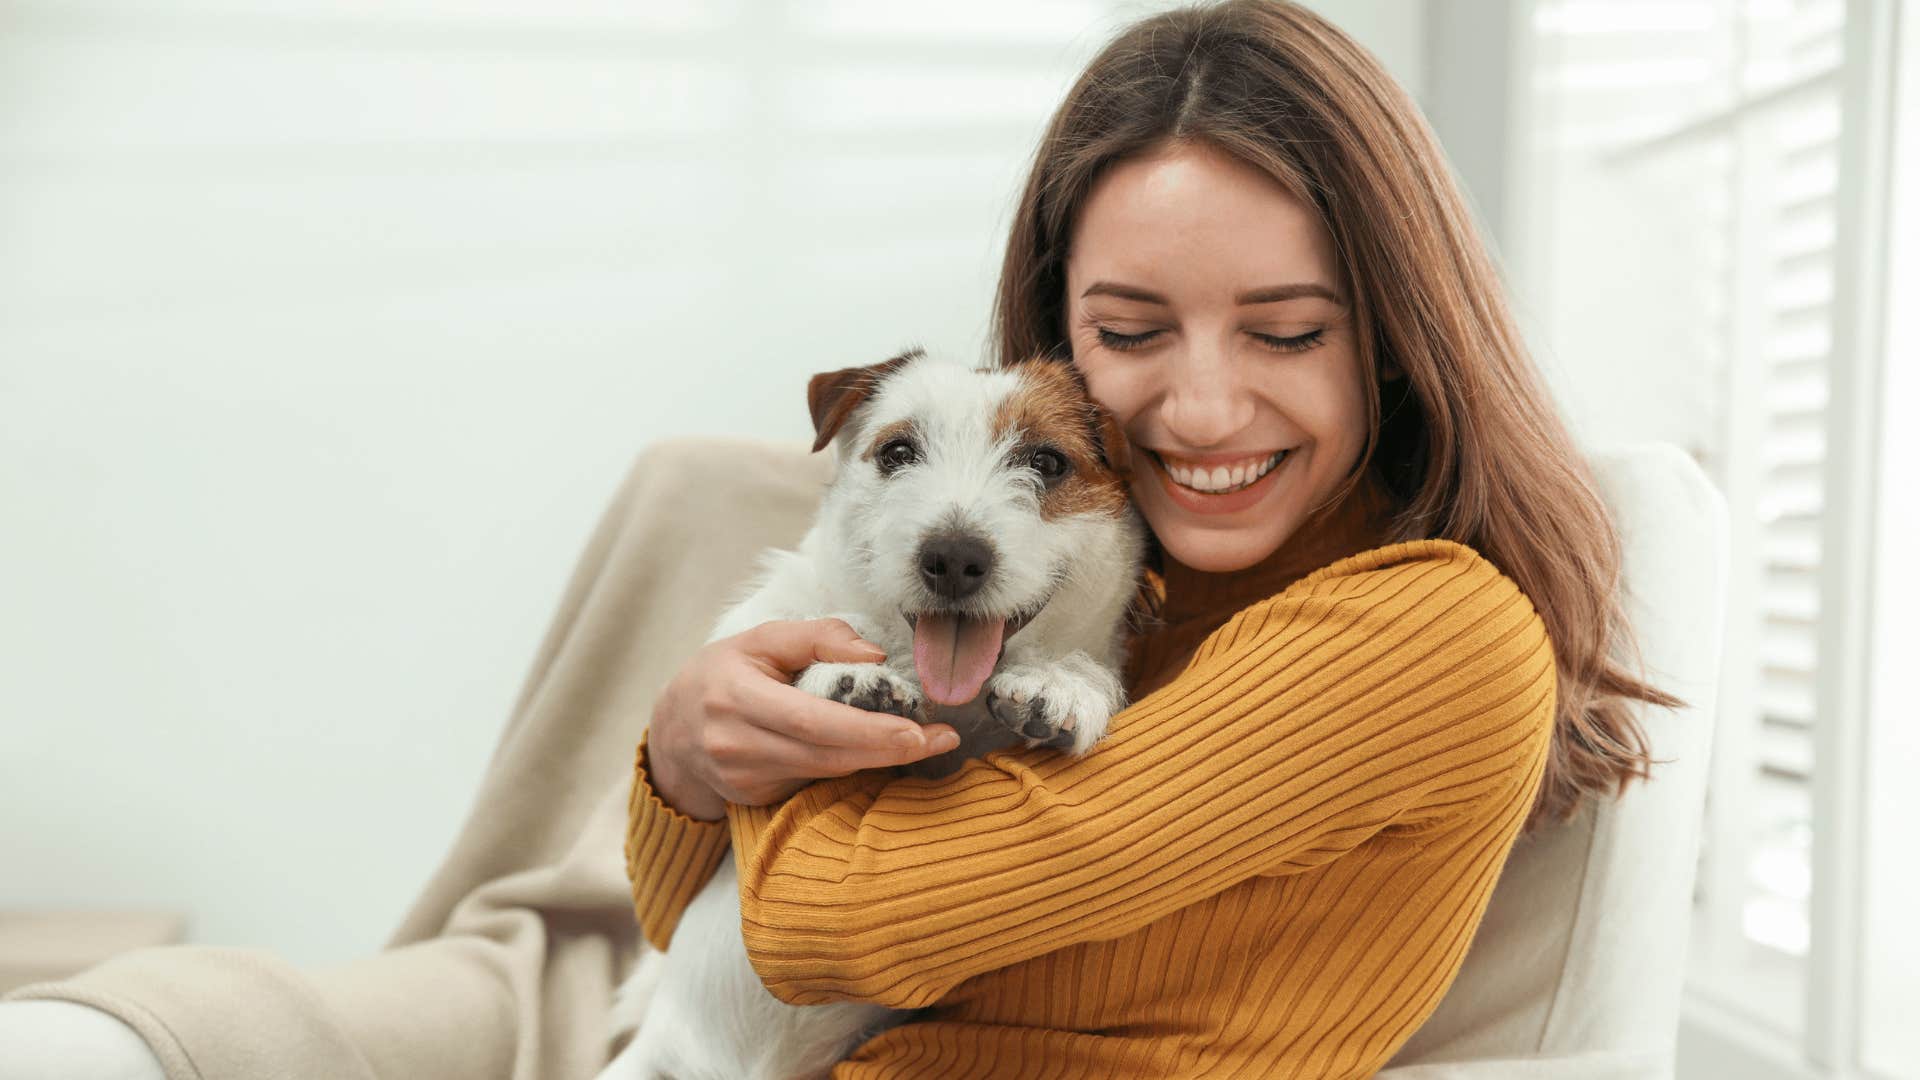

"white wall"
[1859, 3, 1919, 1071]
[0, 0, 1437, 967]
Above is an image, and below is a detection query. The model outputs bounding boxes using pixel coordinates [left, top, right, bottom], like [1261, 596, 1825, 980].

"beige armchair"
[0, 437, 1726, 1079]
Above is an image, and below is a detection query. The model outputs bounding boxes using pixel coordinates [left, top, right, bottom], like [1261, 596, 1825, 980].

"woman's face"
[1065, 141, 1392, 573]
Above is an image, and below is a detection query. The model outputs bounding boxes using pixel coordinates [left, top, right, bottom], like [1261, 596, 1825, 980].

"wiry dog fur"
[596, 349, 1146, 1080]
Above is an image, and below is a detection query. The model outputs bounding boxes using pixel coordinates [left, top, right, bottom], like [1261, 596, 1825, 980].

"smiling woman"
[618, 2, 1689, 1079]
[1065, 140, 1387, 572]
[992, 0, 1685, 831]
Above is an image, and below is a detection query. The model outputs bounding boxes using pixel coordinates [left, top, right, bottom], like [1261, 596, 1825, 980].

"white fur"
[596, 353, 1145, 1080]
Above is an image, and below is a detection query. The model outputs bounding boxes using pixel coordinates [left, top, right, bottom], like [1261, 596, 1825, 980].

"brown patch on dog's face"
[807, 348, 922, 453]
[862, 419, 918, 463]
[994, 358, 1133, 520]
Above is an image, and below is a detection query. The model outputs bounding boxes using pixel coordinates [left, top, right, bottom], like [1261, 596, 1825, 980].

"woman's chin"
[1149, 516, 1296, 574]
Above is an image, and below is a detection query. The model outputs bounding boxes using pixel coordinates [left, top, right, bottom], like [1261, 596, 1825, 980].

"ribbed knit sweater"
[625, 529, 1557, 1078]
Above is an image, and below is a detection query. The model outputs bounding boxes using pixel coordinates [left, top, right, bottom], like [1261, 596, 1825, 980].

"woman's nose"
[1160, 350, 1256, 448]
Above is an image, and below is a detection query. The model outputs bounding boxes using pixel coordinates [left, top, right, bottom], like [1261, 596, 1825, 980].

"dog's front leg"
[793, 612, 926, 723]
[983, 649, 1126, 756]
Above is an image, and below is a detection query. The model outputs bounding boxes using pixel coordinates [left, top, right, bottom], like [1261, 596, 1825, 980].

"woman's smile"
[1145, 446, 1296, 515]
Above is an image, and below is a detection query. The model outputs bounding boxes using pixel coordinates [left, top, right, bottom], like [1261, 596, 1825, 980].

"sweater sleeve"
[723, 540, 1558, 1009]
[625, 727, 736, 951]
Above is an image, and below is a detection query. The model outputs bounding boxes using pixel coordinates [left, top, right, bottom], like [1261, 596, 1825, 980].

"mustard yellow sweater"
[625, 536, 1556, 1079]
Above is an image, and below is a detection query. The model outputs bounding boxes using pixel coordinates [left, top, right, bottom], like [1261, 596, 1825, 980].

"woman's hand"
[646, 618, 961, 821]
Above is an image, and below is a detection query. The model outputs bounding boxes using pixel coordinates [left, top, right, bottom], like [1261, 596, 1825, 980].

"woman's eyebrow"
[1080, 281, 1343, 305]
[1235, 283, 1343, 305]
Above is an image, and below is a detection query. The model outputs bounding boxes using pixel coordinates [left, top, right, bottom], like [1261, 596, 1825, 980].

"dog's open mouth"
[902, 605, 1042, 707]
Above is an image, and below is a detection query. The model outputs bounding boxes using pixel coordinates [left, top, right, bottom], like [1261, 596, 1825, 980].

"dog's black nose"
[918, 533, 995, 600]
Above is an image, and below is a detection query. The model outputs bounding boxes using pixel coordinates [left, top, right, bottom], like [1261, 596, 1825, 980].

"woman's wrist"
[646, 721, 727, 822]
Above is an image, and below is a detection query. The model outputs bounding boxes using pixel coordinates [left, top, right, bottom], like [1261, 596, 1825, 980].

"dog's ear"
[806, 348, 921, 453]
[1042, 357, 1131, 478]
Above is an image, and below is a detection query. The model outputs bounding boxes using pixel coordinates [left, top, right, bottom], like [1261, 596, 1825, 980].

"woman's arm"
[724, 539, 1559, 1010]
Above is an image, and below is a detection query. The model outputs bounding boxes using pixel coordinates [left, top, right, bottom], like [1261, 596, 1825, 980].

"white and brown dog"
[598, 348, 1148, 1080]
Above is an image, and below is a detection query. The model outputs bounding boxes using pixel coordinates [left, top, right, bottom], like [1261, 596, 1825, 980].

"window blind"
[1530, 0, 1846, 1033]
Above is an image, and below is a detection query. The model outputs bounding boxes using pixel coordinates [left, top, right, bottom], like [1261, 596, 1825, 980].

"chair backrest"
[1382, 441, 1730, 1074]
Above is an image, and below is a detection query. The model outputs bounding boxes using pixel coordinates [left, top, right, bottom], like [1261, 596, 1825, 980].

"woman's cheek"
[1075, 358, 1149, 426]
[1070, 353, 1111, 406]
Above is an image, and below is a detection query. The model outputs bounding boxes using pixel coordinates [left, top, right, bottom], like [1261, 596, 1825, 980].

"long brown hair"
[992, 0, 1686, 833]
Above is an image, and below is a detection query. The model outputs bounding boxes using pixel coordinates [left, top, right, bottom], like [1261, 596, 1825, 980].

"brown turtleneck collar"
[1146, 474, 1402, 627]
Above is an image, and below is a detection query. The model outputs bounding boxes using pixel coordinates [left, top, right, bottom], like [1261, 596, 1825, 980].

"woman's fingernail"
[933, 733, 959, 752]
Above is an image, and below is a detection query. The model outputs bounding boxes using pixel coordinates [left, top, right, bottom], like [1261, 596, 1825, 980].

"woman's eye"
[1252, 328, 1325, 354]
[1096, 327, 1324, 353]
[1095, 327, 1162, 351]
[877, 439, 918, 471]
[1029, 448, 1069, 484]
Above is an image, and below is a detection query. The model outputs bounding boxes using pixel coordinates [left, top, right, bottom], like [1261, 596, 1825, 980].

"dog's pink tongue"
[913, 614, 1006, 706]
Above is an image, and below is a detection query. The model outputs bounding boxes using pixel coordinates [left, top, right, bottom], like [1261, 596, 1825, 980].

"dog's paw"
[796, 662, 924, 721]
[984, 666, 1115, 755]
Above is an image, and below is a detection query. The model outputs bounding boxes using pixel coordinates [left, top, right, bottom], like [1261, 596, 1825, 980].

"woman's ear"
[1381, 357, 1407, 382]
[806, 348, 921, 453]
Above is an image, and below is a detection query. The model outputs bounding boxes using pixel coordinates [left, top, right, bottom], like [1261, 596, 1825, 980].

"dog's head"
[806, 347, 1138, 705]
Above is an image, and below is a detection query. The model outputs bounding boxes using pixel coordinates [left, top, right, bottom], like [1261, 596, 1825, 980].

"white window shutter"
[1530, 0, 1846, 1034]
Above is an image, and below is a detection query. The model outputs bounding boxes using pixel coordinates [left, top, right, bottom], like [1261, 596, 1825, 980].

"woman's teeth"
[1161, 450, 1288, 494]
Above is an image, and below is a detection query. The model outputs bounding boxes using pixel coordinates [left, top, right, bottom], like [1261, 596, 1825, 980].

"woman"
[631, 2, 1683, 1077]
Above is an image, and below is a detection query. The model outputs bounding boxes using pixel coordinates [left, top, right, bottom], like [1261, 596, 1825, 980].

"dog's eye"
[1029, 448, 1069, 485]
[877, 439, 918, 472]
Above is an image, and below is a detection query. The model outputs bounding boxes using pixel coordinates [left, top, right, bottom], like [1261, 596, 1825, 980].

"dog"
[596, 348, 1148, 1080]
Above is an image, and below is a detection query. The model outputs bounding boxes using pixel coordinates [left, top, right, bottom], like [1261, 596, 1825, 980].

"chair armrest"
[0, 1001, 167, 1080]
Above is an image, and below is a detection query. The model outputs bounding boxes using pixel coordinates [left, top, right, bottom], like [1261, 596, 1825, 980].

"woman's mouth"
[1145, 448, 1295, 515]
[1149, 449, 1290, 493]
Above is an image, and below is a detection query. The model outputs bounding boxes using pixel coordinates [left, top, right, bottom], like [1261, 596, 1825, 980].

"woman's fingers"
[736, 618, 888, 678]
[739, 677, 957, 757]
[727, 723, 901, 788]
[703, 710, 953, 806]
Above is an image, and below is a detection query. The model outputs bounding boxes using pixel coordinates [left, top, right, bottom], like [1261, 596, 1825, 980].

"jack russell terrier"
[598, 348, 1148, 1080]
